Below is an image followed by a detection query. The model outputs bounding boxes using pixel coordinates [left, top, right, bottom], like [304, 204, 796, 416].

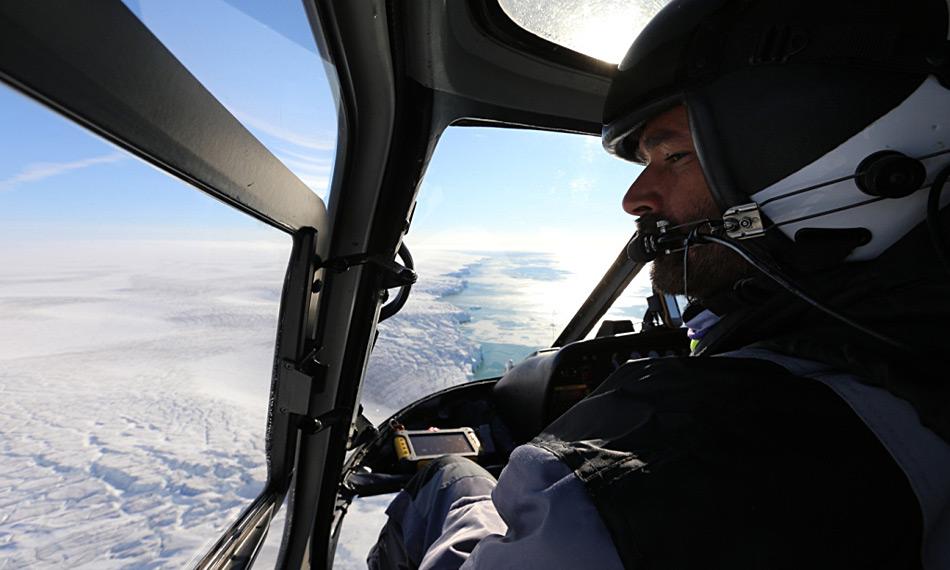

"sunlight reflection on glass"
[498, 0, 671, 64]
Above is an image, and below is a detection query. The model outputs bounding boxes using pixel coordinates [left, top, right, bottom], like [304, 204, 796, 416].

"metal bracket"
[347, 409, 379, 450]
[722, 202, 766, 240]
[299, 407, 353, 435]
[276, 349, 327, 416]
[642, 291, 683, 331]
[276, 352, 352, 433]
[318, 252, 417, 290]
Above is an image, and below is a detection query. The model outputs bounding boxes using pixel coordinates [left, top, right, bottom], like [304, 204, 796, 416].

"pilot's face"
[622, 105, 751, 300]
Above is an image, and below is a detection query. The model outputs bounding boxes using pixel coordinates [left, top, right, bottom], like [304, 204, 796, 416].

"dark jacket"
[401, 223, 950, 569]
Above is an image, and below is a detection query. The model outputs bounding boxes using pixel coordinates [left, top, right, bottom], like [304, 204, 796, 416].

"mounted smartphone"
[393, 427, 481, 463]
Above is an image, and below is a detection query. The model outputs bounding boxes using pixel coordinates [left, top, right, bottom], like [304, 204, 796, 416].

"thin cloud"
[582, 135, 602, 164]
[0, 153, 126, 192]
[275, 147, 335, 165]
[279, 156, 333, 176]
[273, 151, 333, 194]
[236, 112, 337, 152]
[569, 177, 594, 197]
[296, 174, 330, 193]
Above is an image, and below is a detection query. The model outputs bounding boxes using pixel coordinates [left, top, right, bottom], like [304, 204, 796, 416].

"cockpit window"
[339, 127, 649, 565]
[0, 74, 290, 567]
[587, 279, 675, 339]
[360, 126, 645, 425]
[496, 0, 671, 64]
[122, 0, 338, 201]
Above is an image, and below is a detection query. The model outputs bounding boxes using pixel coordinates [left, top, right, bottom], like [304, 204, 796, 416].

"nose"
[622, 167, 662, 216]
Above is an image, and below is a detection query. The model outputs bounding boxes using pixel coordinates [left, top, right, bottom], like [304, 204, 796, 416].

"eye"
[665, 151, 690, 163]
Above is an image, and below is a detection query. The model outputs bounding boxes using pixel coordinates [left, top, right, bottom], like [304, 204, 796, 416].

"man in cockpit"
[370, 0, 950, 568]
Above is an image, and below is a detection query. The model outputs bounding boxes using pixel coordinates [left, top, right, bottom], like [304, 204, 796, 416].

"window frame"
[0, 3, 332, 567]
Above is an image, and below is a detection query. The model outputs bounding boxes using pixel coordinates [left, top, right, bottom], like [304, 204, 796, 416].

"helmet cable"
[769, 196, 887, 229]
[757, 173, 860, 208]
[682, 236, 691, 301]
[758, 148, 950, 209]
[630, 215, 938, 357]
[694, 232, 929, 358]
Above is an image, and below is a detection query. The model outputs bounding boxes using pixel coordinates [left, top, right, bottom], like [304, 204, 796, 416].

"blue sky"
[0, 86, 254, 239]
[412, 126, 643, 251]
[0, 0, 644, 251]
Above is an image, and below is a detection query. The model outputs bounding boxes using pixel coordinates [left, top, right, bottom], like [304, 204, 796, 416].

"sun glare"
[567, 12, 645, 64]
[498, 0, 671, 64]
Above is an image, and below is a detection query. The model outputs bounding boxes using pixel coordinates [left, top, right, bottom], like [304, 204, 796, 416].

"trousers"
[367, 456, 504, 570]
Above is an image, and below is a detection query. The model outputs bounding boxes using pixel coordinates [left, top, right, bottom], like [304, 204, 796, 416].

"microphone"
[625, 204, 766, 263]
[625, 217, 689, 262]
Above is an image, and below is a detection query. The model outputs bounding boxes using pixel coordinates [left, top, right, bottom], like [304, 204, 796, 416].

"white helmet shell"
[751, 76, 950, 261]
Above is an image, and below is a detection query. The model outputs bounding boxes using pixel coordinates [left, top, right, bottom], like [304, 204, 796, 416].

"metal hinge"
[276, 348, 354, 436]
[299, 407, 353, 435]
[276, 348, 327, 416]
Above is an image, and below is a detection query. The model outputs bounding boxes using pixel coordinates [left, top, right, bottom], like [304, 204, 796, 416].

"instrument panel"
[493, 327, 689, 441]
[343, 328, 690, 498]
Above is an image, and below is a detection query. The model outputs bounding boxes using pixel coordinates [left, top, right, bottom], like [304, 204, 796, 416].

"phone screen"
[409, 432, 476, 456]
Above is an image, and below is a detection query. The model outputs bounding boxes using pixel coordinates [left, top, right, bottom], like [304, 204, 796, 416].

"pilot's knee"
[405, 454, 491, 499]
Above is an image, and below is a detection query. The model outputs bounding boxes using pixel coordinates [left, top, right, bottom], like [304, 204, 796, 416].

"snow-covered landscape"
[359, 250, 486, 423]
[1, 239, 642, 568]
[0, 241, 288, 568]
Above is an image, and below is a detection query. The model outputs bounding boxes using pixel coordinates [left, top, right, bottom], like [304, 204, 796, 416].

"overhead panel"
[0, 1, 326, 233]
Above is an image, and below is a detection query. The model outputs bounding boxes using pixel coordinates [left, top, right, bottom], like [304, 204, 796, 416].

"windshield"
[361, 126, 653, 424]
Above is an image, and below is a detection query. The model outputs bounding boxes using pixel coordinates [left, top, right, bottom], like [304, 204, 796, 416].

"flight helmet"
[604, 0, 950, 261]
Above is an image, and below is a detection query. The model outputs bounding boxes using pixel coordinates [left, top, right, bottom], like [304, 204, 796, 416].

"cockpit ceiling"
[398, 1, 615, 134]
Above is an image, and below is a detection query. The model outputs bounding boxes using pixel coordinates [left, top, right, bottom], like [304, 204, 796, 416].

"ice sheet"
[0, 241, 486, 568]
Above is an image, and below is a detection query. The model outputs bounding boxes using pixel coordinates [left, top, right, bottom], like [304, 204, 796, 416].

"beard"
[640, 202, 756, 301]
[649, 243, 755, 300]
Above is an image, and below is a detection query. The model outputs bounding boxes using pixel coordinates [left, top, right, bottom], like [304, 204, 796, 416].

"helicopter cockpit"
[11, 0, 932, 570]
[0, 0, 695, 567]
